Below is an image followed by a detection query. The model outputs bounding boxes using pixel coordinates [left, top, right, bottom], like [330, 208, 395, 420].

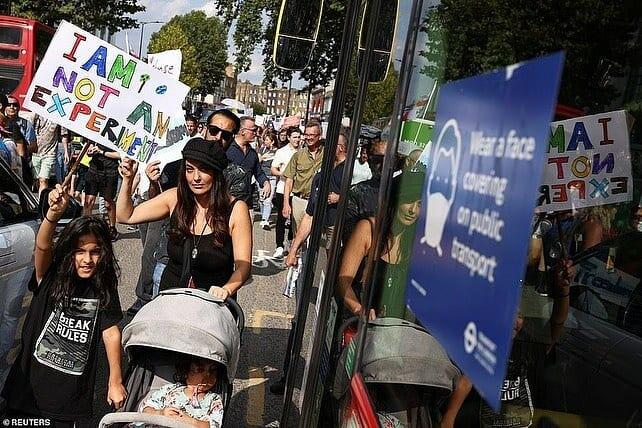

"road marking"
[245, 309, 292, 426]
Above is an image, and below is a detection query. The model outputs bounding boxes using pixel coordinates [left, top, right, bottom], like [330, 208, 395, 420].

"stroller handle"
[98, 412, 194, 428]
[225, 296, 245, 333]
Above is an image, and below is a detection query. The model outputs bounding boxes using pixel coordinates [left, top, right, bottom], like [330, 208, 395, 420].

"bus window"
[0, 49, 19, 60]
[0, 26, 21, 45]
[0, 65, 23, 96]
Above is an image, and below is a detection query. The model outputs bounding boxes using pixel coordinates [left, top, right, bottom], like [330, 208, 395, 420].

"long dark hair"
[380, 169, 425, 266]
[49, 216, 119, 308]
[169, 159, 231, 247]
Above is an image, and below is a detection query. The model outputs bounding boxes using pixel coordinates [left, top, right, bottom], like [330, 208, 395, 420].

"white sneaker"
[272, 247, 284, 258]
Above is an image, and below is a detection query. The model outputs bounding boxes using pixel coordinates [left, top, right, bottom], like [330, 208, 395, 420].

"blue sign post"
[406, 53, 564, 410]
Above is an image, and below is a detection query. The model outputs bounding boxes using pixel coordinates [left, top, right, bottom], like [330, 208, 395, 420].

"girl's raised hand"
[47, 184, 71, 217]
[119, 157, 138, 179]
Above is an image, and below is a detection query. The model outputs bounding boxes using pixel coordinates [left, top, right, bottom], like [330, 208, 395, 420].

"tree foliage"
[150, 11, 228, 95]
[432, 0, 642, 113]
[209, 0, 345, 88]
[148, 23, 200, 90]
[344, 64, 399, 125]
[12, 0, 145, 33]
[251, 102, 267, 115]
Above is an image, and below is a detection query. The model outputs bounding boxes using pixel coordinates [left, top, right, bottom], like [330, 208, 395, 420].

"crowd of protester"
[2, 96, 637, 428]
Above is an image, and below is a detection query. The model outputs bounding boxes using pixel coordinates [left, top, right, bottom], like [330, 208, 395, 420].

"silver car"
[0, 156, 39, 392]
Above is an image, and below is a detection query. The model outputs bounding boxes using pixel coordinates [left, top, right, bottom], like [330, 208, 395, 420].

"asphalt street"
[87, 216, 297, 427]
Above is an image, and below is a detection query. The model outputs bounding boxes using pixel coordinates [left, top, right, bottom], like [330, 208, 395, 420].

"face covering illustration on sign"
[420, 118, 462, 256]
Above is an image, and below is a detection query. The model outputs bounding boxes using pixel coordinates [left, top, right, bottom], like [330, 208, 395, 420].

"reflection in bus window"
[337, 170, 424, 320]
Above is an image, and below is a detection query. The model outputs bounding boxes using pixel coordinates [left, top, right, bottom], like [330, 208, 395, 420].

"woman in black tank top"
[116, 137, 252, 300]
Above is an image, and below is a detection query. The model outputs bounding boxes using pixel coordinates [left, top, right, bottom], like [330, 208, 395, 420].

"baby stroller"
[333, 318, 460, 427]
[99, 288, 244, 428]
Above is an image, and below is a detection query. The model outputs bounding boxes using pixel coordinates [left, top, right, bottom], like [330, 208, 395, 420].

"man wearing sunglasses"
[224, 116, 271, 216]
[4, 96, 36, 183]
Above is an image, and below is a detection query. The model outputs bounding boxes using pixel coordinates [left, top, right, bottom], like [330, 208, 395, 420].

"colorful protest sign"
[23, 21, 190, 164]
[406, 53, 564, 410]
[536, 110, 633, 212]
[148, 50, 182, 80]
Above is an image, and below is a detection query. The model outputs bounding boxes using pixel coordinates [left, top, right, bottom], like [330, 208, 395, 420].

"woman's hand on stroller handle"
[107, 381, 128, 409]
[208, 286, 230, 301]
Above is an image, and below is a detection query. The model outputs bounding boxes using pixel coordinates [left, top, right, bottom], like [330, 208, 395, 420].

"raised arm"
[116, 158, 175, 224]
[35, 184, 71, 283]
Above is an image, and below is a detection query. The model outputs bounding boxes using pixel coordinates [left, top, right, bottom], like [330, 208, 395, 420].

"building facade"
[266, 86, 309, 117]
[236, 80, 267, 110]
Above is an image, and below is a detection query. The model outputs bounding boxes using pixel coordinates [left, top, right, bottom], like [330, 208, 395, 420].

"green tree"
[363, 69, 399, 124]
[251, 102, 267, 115]
[432, 0, 641, 113]
[152, 11, 228, 95]
[12, 0, 144, 32]
[210, 0, 345, 88]
[148, 23, 200, 90]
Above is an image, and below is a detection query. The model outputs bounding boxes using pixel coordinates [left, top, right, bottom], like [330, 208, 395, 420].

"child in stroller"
[141, 355, 225, 427]
[99, 288, 244, 428]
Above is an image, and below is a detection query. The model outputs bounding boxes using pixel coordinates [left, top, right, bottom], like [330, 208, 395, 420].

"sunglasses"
[7, 102, 19, 108]
[208, 125, 234, 142]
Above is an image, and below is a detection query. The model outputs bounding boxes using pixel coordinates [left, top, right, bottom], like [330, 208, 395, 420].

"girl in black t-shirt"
[1, 184, 126, 424]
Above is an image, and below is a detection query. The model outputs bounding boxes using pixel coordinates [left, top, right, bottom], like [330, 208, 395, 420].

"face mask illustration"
[420, 119, 461, 256]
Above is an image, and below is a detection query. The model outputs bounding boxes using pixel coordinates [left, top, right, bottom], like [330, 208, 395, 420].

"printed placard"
[536, 110, 633, 212]
[406, 53, 564, 410]
[23, 21, 190, 164]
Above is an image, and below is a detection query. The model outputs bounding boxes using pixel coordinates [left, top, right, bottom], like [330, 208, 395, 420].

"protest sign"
[536, 110, 633, 212]
[148, 50, 182, 80]
[406, 53, 564, 410]
[23, 21, 190, 165]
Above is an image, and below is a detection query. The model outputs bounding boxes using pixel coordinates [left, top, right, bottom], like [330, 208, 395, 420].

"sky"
[111, 0, 283, 87]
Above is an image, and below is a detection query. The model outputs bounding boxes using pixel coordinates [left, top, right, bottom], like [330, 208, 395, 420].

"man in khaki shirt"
[282, 121, 324, 234]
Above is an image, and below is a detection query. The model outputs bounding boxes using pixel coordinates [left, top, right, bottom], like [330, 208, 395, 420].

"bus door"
[270, 0, 418, 425]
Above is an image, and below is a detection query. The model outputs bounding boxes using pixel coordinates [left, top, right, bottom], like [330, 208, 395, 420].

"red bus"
[0, 15, 54, 105]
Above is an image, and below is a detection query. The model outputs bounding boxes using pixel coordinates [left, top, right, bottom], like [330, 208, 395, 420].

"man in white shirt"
[270, 126, 301, 258]
[351, 145, 373, 185]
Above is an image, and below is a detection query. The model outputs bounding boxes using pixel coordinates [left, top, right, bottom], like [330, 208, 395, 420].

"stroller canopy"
[122, 289, 240, 383]
[360, 318, 460, 392]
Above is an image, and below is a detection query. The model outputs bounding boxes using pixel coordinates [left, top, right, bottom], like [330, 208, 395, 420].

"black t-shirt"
[89, 144, 119, 172]
[2, 271, 122, 420]
[479, 337, 537, 428]
[306, 161, 345, 227]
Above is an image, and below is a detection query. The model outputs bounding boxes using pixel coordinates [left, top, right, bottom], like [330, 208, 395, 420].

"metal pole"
[305, 85, 312, 123]
[138, 23, 145, 58]
[285, 77, 292, 117]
